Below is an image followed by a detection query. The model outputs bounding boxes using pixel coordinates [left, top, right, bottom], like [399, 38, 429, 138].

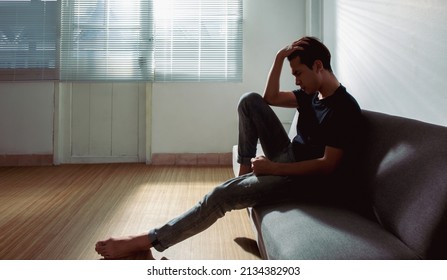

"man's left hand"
[251, 156, 276, 176]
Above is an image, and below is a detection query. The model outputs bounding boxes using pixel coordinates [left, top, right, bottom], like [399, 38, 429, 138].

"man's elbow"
[321, 165, 337, 175]
[320, 147, 344, 175]
[319, 158, 341, 175]
[263, 94, 275, 105]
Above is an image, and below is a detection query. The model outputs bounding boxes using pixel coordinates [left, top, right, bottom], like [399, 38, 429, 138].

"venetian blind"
[0, 0, 58, 81]
[60, 0, 153, 81]
[154, 0, 242, 82]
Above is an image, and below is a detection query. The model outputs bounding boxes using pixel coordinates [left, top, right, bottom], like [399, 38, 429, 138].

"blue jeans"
[148, 92, 301, 252]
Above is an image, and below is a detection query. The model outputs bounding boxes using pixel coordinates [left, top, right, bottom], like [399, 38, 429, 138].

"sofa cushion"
[360, 111, 447, 259]
[250, 203, 418, 260]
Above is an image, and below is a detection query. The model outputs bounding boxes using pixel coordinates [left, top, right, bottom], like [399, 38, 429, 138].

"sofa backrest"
[288, 111, 299, 140]
[360, 110, 447, 259]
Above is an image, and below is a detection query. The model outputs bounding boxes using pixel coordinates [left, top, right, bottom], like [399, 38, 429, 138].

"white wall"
[0, 0, 307, 162]
[323, 0, 447, 127]
[0, 82, 54, 155]
[151, 0, 307, 154]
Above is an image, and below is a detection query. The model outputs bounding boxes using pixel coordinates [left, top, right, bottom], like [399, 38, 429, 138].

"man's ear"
[313, 60, 324, 72]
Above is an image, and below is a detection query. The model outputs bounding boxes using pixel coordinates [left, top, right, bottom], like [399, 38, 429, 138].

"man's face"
[289, 57, 320, 94]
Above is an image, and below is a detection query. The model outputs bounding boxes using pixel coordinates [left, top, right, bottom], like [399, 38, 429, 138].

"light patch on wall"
[333, 0, 447, 126]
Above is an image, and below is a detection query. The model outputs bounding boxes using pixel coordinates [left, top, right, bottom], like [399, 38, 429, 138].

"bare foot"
[95, 234, 151, 259]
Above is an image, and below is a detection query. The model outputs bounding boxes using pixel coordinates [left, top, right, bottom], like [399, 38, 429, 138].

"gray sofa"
[233, 110, 447, 259]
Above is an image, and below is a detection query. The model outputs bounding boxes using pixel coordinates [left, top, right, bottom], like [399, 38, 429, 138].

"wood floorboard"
[0, 164, 261, 260]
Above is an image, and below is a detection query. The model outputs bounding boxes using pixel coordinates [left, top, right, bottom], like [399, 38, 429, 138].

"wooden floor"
[0, 164, 261, 260]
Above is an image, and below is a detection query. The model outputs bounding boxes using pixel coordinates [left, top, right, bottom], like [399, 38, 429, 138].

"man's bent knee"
[238, 92, 265, 112]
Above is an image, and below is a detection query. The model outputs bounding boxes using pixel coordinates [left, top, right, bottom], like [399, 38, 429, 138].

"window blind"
[154, 0, 242, 82]
[2, 0, 242, 82]
[60, 0, 153, 81]
[0, 0, 58, 81]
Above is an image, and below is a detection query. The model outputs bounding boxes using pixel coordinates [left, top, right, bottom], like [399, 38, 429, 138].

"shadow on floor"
[234, 237, 261, 259]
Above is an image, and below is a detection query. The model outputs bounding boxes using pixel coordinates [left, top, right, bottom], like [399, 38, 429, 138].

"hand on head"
[279, 37, 310, 59]
[291, 37, 310, 49]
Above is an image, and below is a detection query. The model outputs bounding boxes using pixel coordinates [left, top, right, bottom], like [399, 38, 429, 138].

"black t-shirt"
[292, 84, 364, 166]
[291, 85, 368, 211]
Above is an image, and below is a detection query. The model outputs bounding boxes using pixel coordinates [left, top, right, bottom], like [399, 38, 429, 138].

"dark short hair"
[287, 37, 333, 72]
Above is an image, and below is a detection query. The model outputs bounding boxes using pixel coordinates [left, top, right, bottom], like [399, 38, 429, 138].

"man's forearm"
[251, 156, 329, 177]
[269, 159, 334, 176]
[263, 53, 286, 104]
[251, 146, 343, 177]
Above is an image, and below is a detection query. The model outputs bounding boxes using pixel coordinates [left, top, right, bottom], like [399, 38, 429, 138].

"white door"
[56, 82, 148, 164]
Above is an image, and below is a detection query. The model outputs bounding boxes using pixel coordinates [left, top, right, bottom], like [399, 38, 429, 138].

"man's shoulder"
[336, 85, 361, 112]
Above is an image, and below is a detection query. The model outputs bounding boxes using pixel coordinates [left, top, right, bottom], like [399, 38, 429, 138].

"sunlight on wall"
[333, 0, 447, 126]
